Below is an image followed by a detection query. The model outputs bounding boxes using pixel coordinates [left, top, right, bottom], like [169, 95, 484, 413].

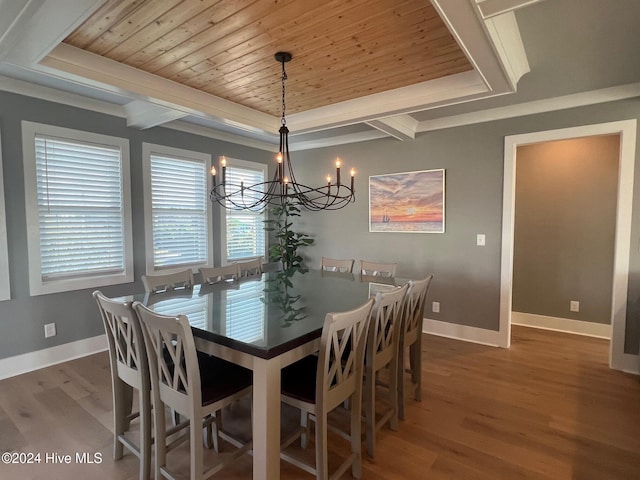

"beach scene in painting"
[369, 169, 444, 233]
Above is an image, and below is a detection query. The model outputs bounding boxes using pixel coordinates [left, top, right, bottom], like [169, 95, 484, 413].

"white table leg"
[252, 357, 281, 480]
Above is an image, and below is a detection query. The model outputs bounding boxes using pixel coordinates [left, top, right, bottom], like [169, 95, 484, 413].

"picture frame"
[369, 168, 445, 233]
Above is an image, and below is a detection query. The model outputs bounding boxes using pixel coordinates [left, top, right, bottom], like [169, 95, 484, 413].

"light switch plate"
[44, 323, 56, 338]
[476, 234, 486, 246]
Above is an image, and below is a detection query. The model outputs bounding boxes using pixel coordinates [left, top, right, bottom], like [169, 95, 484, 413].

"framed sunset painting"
[369, 169, 445, 233]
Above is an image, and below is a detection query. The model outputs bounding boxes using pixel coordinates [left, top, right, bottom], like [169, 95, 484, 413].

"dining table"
[122, 268, 405, 480]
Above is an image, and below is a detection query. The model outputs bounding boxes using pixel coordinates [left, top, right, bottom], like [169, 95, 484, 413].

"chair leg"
[351, 393, 363, 479]
[364, 369, 376, 458]
[300, 411, 310, 449]
[191, 417, 204, 480]
[139, 388, 152, 480]
[389, 357, 399, 431]
[315, 411, 329, 480]
[410, 342, 422, 401]
[153, 398, 167, 480]
[212, 410, 223, 452]
[113, 380, 133, 460]
[397, 347, 407, 421]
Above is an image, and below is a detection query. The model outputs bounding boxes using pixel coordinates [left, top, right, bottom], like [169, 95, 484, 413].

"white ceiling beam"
[124, 100, 188, 130]
[482, 12, 530, 90]
[289, 71, 487, 134]
[365, 115, 418, 141]
[476, 0, 547, 19]
[0, 0, 105, 64]
[40, 44, 280, 134]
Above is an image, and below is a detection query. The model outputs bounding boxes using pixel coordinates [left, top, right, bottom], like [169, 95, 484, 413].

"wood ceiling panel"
[63, 0, 473, 116]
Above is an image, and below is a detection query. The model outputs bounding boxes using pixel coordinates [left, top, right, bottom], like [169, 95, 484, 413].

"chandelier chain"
[281, 60, 287, 126]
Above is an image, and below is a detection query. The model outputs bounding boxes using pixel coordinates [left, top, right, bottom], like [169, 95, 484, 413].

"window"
[0, 133, 10, 301]
[22, 122, 133, 295]
[220, 158, 268, 263]
[142, 144, 212, 274]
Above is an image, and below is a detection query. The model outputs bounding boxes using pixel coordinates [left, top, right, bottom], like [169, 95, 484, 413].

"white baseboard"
[0, 335, 107, 380]
[511, 312, 612, 339]
[422, 318, 503, 347]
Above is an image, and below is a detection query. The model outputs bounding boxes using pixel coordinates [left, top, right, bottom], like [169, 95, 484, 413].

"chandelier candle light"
[209, 52, 356, 211]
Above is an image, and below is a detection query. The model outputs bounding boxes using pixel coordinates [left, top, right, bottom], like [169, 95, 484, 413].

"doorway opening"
[499, 120, 637, 372]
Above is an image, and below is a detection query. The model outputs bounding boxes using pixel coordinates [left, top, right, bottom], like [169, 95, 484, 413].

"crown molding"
[0, 73, 126, 116]
[416, 82, 640, 133]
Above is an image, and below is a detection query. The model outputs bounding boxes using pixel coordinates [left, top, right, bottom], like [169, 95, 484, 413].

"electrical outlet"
[44, 323, 56, 338]
[432, 301, 440, 313]
[476, 234, 486, 246]
[570, 301, 580, 312]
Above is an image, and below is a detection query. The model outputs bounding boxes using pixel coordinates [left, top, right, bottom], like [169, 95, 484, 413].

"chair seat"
[164, 351, 252, 407]
[200, 355, 252, 406]
[281, 355, 318, 404]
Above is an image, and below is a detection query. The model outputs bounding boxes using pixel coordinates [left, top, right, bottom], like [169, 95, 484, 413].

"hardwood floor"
[1, 325, 639, 479]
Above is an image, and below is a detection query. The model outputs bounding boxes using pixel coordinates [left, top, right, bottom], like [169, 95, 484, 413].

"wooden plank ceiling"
[63, 0, 473, 117]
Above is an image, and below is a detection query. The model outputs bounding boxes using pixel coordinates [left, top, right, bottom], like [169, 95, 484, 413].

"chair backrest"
[321, 257, 355, 273]
[142, 269, 194, 293]
[360, 260, 397, 277]
[317, 298, 374, 412]
[199, 264, 239, 284]
[133, 302, 201, 416]
[402, 274, 433, 340]
[367, 284, 409, 369]
[93, 291, 150, 392]
[237, 257, 263, 277]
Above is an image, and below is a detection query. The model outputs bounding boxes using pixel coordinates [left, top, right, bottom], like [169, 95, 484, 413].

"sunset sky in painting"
[369, 169, 444, 223]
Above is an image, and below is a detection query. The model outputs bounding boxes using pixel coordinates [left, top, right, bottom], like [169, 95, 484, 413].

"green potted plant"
[263, 199, 314, 323]
[264, 200, 314, 276]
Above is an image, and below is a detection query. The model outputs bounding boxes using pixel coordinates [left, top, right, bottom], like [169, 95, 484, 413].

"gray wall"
[1, 90, 640, 361]
[0, 91, 271, 360]
[513, 136, 619, 324]
[290, 99, 640, 354]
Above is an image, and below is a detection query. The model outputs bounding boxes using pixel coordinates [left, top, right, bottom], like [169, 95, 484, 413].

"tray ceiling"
[0, 0, 543, 147]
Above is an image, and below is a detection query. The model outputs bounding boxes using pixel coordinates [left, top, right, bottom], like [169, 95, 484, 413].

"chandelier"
[209, 52, 356, 211]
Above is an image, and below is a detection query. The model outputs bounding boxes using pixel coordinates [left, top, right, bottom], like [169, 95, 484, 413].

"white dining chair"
[280, 298, 374, 480]
[199, 264, 239, 284]
[364, 283, 409, 458]
[237, 257, 263, 277]
[321, 257, 354, 273]
[133, 302, 253, 480]
[142, 269, 194, 293]
[93, 291, 151, 480]
[398, 274, 433, 420]
[360, 260, 397, 277]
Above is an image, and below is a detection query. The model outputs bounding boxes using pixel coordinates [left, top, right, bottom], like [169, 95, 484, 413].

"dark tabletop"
[124, 269, 404, 359]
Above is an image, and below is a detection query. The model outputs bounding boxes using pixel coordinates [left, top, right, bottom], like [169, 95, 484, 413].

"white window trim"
[0, 133, 10, 301]
[142, 143, 213, 275]
[22, 121, 134, 296]
[218, 157, 268, 265]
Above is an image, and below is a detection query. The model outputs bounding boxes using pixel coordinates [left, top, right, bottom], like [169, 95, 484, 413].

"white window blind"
[35, 135, 125, 280]
[225, 162, 266, 261]
[150, 154, 209, 269]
